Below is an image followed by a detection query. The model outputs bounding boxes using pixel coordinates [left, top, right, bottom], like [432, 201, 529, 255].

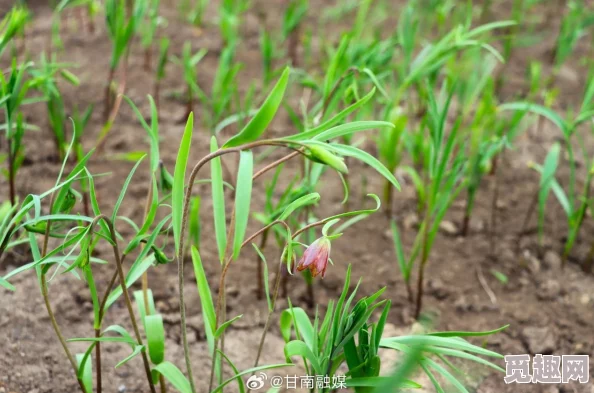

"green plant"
[28, 53, 80, 160]
[219, 0, 248, 47]
[391, 82, 466, 318]
[103, 0, 146, 121]
[154, 37, 169, 109]
[0, 60, 35, 206]
[173, 42, 207, 118]
[140, 0, 164, 71]
[500, 75, 594, 269]
[281, 266, 507, 392]
[0, 4, 30, 58]
[197, 43, 242, 129]
[282, 0, 308, 66]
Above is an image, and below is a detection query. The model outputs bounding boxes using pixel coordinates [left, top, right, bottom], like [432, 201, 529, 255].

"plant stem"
[95, 328, 102, 393]
[39, 192, 85, 392]
[256, 229, 269, 300]
[99, 50, 130, 151]
[41, 273, 88, 392]
[144, 45, 152, 72]
[103, 66, 115, 123]
[159, 374, 167, 393]
[154, 79, 161, 111]
[288, 24, 300, 67]
[414, 200, 431, 320]
[383, 179, 393, 218]
[97, 215, 156, 393]
[7, 138, 16, 206]
[516, 189, 538, 253]
[249, 256, 284, 390]
[461, 210, 470, 237]
[490, 164, 500, 256]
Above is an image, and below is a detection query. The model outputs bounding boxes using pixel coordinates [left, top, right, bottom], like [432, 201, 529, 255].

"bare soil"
[0, 1, 593, 393]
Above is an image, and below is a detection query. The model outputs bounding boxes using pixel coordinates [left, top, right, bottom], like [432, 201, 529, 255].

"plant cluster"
[3, 0, 594, 392]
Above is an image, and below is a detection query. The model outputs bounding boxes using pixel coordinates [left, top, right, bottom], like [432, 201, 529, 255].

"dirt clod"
[439, 220, 458, 236]
[543, 250, 562, 270]
[522, 326, 557, 354]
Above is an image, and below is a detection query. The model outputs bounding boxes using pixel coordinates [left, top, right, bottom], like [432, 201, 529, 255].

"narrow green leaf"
[223, 67, 290, 147]
[153, 362, 193, 393]
[232, 151, 253, 260]
[173, 113, 194, 256]
[112, 156, 145, 222]
[210, 136, 227, 263]
[252, 243, 272, 311]
[191, 245, 218, 380]
[145, 314, 165, 364]
[0, 276, 15, 291]
[284, 340, 321, 375]
[279, 193, 320, 221]
[116, 344, 145, 368]
[428, 325, 509, 338]
[214, 315, 243, 338]
[76, 353, 93, 393]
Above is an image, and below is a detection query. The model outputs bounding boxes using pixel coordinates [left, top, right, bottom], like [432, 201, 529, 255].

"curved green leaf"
[76, 353, 93, 393]
[153, 361, 192, 393]
[284, 340, 321, 375]
[145, 314, 165, 364]
[224, 67, 290, 147]
[279, 193, 320, 221]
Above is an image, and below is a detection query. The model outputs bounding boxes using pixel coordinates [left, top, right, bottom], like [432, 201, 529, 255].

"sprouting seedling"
[391, 81, 466, 318]
[494, 0, 525, 93]
[500, 74, 594, 268]
[282, 0, 308, 66]
[259, 27, 274, 86]
[218, 0, 248, 47]
[551, 0, 590, 71]
[1, 60, 36, 206]
[379, 17, 514, 214]
[140, 0, 164, 72]
[172, 41, 207, 119]
[449, 51, 508, 236]
[103, 0, 146, 122]
[71, 103, 94, 216]
[85, 0, 100, 33]
[186, 0, 209, 27]
[197, 43, 242, 129]
[0, 4, 30, 58]
[532, 144, 593, 272]
[29, 53, 81, 160]
[154, 37, 169, 109]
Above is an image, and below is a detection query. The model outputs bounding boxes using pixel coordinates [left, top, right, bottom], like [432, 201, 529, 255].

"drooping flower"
[297, 237, 331, 278]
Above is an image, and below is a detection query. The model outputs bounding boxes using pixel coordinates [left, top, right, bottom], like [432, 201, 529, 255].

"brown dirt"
[0, 1, 593, 393]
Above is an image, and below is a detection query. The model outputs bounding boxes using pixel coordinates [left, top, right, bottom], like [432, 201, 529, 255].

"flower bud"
[297, 237, 331, 278]
[152, 246, 171, 265]
[305, 144, 348, 174]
